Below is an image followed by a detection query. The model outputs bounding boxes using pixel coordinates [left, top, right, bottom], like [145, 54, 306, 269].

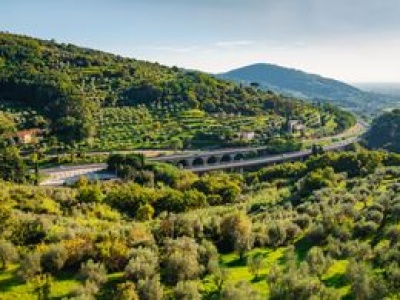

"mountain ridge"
[217, 63, 399, 115]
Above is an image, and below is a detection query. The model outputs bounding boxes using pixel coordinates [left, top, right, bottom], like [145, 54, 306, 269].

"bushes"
[346, 261, 387, 300]
[194, 172, 243, 204]
[222, 281, 261, 300]
[95, 238, 130, 272]
[220, 212, 253, 259]
[4, 148, 400, 299]
[162, 237, 201, 285]
[365, 110, 400, 153]
[76, 185, 105, 203]
[78, 259, 108, 286]
[247, 252, 264, 279]
[136, 275, 164, 300]
[125, 247, 159, 282]
[18, 252, 42, 282]
[306, 151, 385, 178]
[267, 248, 338, 300]
[104, 172, 238, 218]
[298, 167, 342, 197]
[0, 240, 18, 269]
[173, 281, 201, 300]
[41, 244, 68, 273]
[11, 218, 48, 246]
[247, 161, 307, 184]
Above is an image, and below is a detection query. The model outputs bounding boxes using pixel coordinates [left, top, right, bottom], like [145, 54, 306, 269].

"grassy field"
[0, 266, 79, 300]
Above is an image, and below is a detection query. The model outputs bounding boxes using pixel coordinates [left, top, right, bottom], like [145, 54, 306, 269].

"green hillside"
[365, 109, 400, 153]
[0, 33, 354, 150]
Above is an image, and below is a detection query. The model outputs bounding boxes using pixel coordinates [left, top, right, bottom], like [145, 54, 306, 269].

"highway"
[40, 120, 366, 186]
[188, 136, 358, 172]
[40, 135, 360, 186]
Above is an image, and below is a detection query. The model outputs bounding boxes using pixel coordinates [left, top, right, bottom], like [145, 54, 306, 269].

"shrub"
[95, 238, 130, 272]
[222, 281, 261, 300]
[137, 275, 164, 300]
[162, 237, 201, 285]
[174, 281, 201, 300]
[78, 259, 107, 286]
[31, 274, 53, 300]
[220, 212, 253, 259]
[0, 240, 19, 270]
[18, 252, 42, 282]
[125, 247, 159, 282]
[41, 244, 68, 273]
[114, 282, 140, 300]
[76, 185, 105, 203]
[247, 252, 265, 279]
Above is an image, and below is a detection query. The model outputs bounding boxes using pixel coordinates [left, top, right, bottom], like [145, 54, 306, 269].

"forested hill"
[218, 63, 399, 114]
[0, 32, 314, 142]
[365, 109, 400, 153]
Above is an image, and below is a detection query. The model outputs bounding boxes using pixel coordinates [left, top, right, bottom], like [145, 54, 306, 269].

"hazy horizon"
[1, 0, 400, 83]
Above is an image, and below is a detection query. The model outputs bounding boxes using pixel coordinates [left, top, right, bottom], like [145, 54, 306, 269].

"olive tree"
[125, 247, 159, 282]
[0, 240, 18, 270]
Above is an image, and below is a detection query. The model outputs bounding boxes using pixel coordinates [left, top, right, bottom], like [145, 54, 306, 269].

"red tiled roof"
[14, 128, 43, 138]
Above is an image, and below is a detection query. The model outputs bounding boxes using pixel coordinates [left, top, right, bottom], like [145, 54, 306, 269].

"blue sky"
[1, 0, 400, 82]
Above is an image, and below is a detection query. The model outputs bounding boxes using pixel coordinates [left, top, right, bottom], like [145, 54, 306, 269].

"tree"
[31, 273, 53, 300]
[31, 150, 39, 186]
[365, 110, 400, 153]
[0, 240, 18, 270]
[71, 280, 100, 299]
[174, 281, 201, 300]
[299, 167, 340, 197]
[222, 281, 261, 300]
[209, 266, 229, 297]
[170, 137, 183, 152]
[0, 204, 11, 238]
[0, 145, 27, 183]
[247, 252, 264, 279]
[0, 112, 15, 139]
[267, 223, 287, 249]
[306, 246, 330, 278]
[76, 185, 105, 203]
[136, 203, 155, 221]
[162, 237, 201, 285]
[114, 282, 140, 300]
[96, 238, 130, 272]
[346, 261, 386, 300]
[220, 212, 253, 260]
[250, 82, 260, 89]
[18, 252, 42, 282]
[78, 259, 108, 287]
[137, 275, 164, 300]
[267, 262, 337, 300]
[41, 244, 68, 273]
[198, 239, 219, 275]
[125, 247, 159, 282]
[311, 144, 324, 156]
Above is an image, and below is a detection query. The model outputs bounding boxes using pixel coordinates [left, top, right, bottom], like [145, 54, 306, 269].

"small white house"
[288, 120, 306, 134]
[238, 131, 256, 141]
